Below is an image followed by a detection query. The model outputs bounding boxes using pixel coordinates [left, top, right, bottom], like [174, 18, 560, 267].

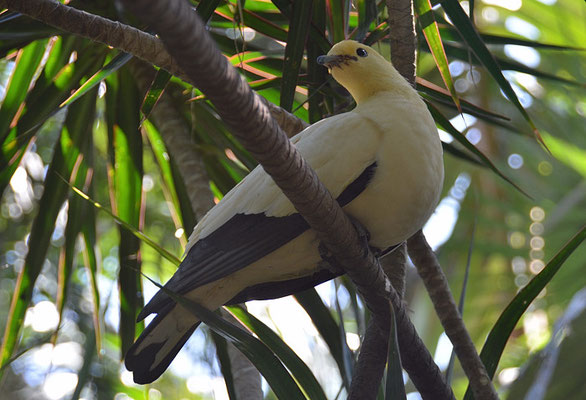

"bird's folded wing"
[138, 111, 380, 319]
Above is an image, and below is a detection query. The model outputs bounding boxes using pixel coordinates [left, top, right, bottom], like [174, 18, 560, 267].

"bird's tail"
[125, 305, 200, 384]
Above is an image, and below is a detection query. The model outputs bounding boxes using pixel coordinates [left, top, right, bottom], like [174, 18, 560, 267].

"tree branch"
[408, 230, 498, 400]
[387, 0, 417, 86]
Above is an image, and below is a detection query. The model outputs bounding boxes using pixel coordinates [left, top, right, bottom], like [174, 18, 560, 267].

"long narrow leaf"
[439, 0, 545, 148]
[140, 69, 171, 123]
[142, 274, 306, 400]
[228, 305, 328, 400]
[0, 90, 94, 370]
[463, 225, 586, 400]
[68, 185, 180, 266]
[385, 303, 406, 400]
[0, 39, 47, 141]
[414, 0, 459, 110]
[280, 0, 313, 112]
[60, 52, 133, 108]
[295, 289, 353, 390]
[427, 101, 530, 198]
[106, 68, 144, 356]
[54, 87, 98, 343]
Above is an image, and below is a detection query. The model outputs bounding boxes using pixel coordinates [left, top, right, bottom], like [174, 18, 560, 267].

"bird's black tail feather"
[125, 307, 200, 384]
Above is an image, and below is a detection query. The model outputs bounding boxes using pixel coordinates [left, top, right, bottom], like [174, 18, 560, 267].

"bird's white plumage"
[126, 40, 444, 384]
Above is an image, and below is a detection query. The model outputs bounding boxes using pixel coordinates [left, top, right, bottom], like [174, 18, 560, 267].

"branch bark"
[408, 230, 498, 400]
[387, 0, 417, 86]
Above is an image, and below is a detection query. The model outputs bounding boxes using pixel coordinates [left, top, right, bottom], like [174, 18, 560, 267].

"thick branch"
[387, 0, 417, 85]
[407, 231, 498, 400]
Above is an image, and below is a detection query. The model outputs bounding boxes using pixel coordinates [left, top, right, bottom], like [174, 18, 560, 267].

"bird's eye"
[356, 48, 368, 57]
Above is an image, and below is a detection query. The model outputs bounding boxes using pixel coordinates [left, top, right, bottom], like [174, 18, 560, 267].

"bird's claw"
[318, 216, 380, 273]
[318, 242, 345, 274]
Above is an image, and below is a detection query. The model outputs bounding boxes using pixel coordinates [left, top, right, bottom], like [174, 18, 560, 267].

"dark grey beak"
[317, 54, 356, 69]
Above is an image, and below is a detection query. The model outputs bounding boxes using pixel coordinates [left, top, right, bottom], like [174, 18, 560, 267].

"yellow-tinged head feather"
[317, 40, 412, 104]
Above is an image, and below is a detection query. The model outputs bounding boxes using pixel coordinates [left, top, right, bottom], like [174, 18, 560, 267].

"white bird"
[125, 40, 444, 383]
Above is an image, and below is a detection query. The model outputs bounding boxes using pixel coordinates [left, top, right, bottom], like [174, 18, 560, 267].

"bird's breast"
[345, 95, 444, 249]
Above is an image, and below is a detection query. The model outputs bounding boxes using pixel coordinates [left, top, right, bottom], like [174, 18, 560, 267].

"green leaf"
[0, 84, 95, 370]
[325, 0, 348, 43]
[67, 185, 180, 266]
[427, 102, 530, 198]
[439, 43, 585, 88]
[196, 0, 223, 22]
[280, 0, 313, 112]
[463, 225, 586, 400]
[0, 41, 104, 195]
[385, 303, 406, 400]
[143, 120, 186, 242]
[105, 68, 144, 356]
[142, 274, 306, 400]
[81, 208, 102, 353]
[354, 0, 377, 42]
[0, 39, 47, 141]
[60, 51, 133, 108]
[54, 86, 98, 343]
[295, 289, 353, 390]
[140, 69, 171, 123]
[414, 0, 460, 110]
[228, 305, 328, 400]
[439, 0, 545, 148]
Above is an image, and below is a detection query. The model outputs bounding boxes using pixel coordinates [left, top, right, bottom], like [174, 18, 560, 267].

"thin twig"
[407, 230, 498, 400]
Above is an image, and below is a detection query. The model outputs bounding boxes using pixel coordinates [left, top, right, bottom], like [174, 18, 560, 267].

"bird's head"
[317, 40, 409, 104]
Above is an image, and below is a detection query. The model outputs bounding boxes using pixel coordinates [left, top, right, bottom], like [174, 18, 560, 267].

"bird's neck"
[344, 69, 415, 105]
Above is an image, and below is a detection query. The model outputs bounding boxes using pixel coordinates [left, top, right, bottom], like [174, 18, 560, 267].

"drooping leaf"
[54, 86, 98, 343]
[60, 51, 133, 108]
[140, 69, 171, 123]
[385, 303, 406, 400]
[295, 288, 353, 391]
[414, 0, 459, 110]
[463, 225, 586, 400]
[280, 0, 313, 112]
[228, 305, 328, 400]
[0, 39, 47, 142]
[142, 274, 307, 400]
[0, 83, 95, 370]
[427, 101, 530, 198]
[439, 0, 545, 148]
[105, 68, 144, 357]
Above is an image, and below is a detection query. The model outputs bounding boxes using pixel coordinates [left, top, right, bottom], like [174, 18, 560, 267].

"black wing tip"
[125, 322, 200, 384]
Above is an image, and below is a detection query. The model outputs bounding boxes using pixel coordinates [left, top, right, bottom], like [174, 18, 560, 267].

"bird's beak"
[317, 54, 356, 69]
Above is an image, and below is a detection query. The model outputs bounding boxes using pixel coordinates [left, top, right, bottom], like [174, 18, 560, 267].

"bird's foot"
[318, 216, 379, 273]
[318, 241, 345, 274]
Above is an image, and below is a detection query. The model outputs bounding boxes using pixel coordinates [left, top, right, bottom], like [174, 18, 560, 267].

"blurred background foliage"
[0, 0, 584, 399]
